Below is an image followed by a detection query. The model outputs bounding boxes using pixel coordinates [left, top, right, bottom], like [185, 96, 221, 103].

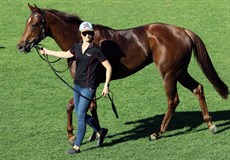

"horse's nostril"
[16, 44, 26, 52]
[17, 45, 22, 50]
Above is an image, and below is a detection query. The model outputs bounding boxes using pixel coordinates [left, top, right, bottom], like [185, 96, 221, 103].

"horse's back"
[95, 23, 193, 81]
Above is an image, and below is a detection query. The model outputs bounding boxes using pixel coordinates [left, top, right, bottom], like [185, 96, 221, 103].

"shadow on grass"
[0, 46, 5, 49]
[101, 110, 230, 147]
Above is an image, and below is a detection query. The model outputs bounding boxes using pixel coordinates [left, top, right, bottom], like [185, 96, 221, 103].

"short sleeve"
[69, 43, 81, 60]
[96, 49, 107, 63]
[70, 44, 77, 55]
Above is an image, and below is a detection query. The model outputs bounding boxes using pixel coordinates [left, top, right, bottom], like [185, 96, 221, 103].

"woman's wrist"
[105, 83, 110, 88]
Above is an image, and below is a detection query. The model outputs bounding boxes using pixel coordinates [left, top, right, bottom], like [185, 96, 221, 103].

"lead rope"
[34, 44, 119, 118]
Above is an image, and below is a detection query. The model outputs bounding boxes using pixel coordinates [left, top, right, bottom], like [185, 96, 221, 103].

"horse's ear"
[28, 3, 34, 11]
[28, 3, 41, 14]
[34, 4, 38, 9]
[34, 4, 42, 14]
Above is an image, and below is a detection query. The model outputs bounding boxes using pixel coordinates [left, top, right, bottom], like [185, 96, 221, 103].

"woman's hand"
[101, 60, 112, 97]
[39, 47, 46, 55]
[102, 86, 109, 96]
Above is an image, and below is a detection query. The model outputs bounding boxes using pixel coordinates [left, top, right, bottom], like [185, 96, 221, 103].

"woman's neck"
[83, 38, 93, 44]
[82, 41, 91, 53]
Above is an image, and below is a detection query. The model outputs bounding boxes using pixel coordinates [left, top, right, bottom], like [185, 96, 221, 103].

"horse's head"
[17, 3, 46, 53]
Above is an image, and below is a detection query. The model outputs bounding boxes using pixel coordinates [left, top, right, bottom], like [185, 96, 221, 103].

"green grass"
[0, 0, 229, 160]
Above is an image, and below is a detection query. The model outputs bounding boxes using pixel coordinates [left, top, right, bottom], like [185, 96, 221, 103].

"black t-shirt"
[70, 42, 106, 89]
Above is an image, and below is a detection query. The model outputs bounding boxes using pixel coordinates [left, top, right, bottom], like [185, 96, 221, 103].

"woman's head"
[79, 22, 94, 42]
[79, 21, 94, 32]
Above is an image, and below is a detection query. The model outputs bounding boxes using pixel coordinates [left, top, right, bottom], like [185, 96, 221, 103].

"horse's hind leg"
[178, 71, 217, 133]
[150, 77, 180, 140]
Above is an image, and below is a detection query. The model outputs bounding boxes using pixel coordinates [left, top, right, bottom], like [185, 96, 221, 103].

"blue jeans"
[73, 84, 100, 147]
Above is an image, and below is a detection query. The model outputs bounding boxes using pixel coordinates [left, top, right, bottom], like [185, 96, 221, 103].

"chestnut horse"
[17, 4, 228, 141]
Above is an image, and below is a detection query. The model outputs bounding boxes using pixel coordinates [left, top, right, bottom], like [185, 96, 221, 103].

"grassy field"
[0, 0, 229, 160]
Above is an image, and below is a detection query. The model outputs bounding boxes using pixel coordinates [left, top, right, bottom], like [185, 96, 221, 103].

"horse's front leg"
[66, 98, 75, 144]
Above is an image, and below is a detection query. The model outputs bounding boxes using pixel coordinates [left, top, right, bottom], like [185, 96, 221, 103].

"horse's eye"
[32, 23, 39, 29]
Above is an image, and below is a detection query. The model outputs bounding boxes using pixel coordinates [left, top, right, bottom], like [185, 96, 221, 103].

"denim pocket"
[89, 88, 96, 95]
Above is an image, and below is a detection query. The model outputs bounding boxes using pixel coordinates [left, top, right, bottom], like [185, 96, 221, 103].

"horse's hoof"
[209, 124, 217, 134]
[149, 133, 159, 141]
[69, 136, 76, 146]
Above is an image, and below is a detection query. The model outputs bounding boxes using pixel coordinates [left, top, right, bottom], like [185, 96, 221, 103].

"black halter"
[31, 9, 46, 49]
[39, 9, 46, 41]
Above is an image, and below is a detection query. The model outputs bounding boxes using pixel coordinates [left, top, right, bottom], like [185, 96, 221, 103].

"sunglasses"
[81, 31, 94, 36]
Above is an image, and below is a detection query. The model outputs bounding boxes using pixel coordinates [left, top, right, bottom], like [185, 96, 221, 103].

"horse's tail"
[184, 29, 229, 99]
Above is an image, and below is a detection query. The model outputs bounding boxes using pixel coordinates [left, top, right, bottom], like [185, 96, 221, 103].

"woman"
[39, 21, 112, 154]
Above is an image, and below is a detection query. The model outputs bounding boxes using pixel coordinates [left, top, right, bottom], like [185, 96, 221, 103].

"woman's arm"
[101, 59, 112, 96]
[39, 47, 74, 59]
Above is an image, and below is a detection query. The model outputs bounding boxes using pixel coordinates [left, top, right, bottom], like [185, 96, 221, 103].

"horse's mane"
[45, 9, 83, 25]
[44, 8, 113, 30]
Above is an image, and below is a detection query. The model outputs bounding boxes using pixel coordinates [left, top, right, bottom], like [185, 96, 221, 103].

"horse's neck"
[46, 11, 81, 51]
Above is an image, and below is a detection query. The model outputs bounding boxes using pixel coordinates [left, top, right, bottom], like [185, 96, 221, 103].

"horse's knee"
[89, 101, 97, 112]
[67, 98, 74, 112]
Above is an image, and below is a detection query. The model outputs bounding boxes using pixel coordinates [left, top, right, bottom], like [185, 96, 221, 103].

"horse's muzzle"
[16, 43, 32, 53]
